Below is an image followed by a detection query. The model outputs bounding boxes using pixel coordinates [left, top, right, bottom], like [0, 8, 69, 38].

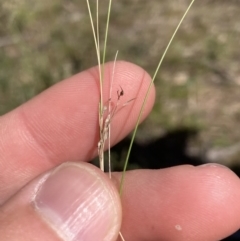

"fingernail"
[34, 162, 121, 241]
[199, 163, 228, 169]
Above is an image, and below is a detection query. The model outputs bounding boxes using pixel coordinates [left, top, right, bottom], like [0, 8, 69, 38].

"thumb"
[0, 162, 122, 241]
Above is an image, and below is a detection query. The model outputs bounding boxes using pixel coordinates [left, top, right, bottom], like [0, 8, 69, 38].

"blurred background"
[1, 0, 240, 170]
[1, 0, 240, 239]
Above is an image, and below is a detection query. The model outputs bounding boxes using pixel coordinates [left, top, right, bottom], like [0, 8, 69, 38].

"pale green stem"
[86, 0, 103, 112]
[119, 0, 196, 195]
[100, 0, 113, 113]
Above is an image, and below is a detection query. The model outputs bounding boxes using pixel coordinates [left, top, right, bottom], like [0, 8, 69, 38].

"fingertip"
[0, 60, 155, 205]
[196, 163, 240, 216]
[166, 164, 240, 240]
[114, 164, 240, 241]
[34, 162, 122, 241]
[0, 162, 122, 241]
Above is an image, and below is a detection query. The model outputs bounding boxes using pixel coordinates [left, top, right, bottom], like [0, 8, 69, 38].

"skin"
[0, 61, 240, 241]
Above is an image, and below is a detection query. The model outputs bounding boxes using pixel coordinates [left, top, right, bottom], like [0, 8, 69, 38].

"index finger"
[0, 61, 155, 204]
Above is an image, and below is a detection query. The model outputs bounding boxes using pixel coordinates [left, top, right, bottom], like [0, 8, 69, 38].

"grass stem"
[119, 0, 196, 195]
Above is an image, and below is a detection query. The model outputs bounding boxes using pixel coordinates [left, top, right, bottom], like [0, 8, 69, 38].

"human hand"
[0, 61, 240, 241]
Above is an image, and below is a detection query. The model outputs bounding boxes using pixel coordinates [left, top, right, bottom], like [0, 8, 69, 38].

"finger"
[113, 164, 240, 241]
[0, 61, 155, 204]
[0, 162, 122, 241]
